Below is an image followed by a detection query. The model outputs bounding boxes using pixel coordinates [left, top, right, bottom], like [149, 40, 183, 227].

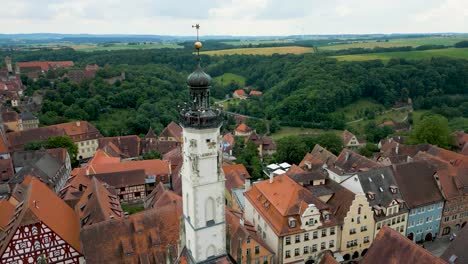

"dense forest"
[10, 46, 468, 138]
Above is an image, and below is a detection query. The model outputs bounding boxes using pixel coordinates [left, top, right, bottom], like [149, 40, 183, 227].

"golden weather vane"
[192, 24, 202, 58]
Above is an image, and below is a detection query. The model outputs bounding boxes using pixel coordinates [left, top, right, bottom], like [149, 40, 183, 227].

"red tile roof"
[80, 202, 182, 263]
[75, 177, 123, 227]
[85, 64, 100, 71]
[340, 130, 357, 145]
[332, 148, 383, 174]
[319, 252, 339, 264]
[249, 90, 262, 96]
[160, 121, 182, 141]
[0, 176, 82, 255]
[361, 226, 446, 264]
[0, 158, 14, 182]
[98, 135, 141, 158]
[222, 164, 250, 194]
[234, 89, 246, 96]
[145, 182, 182, 210]
[0, 199, 14, 230]
[245, 175, 333, 236]
[426, 146, 468, 168]
[310, 144, 337, 165]
[1, 111, 19, 122]
[234, 123, 251, 133]
[0, 135, 8, 153]
[17, 61, 74, 71]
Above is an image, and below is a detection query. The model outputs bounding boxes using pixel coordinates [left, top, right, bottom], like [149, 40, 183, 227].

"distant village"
[0, 54, 467, 264]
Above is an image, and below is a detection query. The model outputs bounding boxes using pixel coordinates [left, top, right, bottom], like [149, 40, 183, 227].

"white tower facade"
[181, 125, 226, 262]
[179, 31, 226, 262]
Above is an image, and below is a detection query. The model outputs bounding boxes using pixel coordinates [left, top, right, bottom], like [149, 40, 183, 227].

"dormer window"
[308, 218, 314, 226]
[288, 217, 296, 228]
[324, 214, 330, 221]
[390, 185, 398, 194]
[367, 192, 375, 200]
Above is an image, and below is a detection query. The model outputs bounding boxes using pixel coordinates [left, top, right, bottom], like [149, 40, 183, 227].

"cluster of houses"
[0, 55, 467, 264]
[233, 88, 263, 100]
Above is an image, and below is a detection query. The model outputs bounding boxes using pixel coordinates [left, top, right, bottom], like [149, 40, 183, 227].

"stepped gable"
[361, 226, 446, 264]
[75, 177, 123, 227]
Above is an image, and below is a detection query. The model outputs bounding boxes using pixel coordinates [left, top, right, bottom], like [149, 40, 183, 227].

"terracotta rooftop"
[75, 177, 123, 227]
[145, 127, 157, 139]
[98, 135, 141, 158]
[245, 174, 333, 236]
[441, 226, 468, 264]
[145, 182, 182, 210]
[88, 159, 170, 177]
[299, 152, 325, 170]
[1, 111, 19, 123]
[426, 146, 468, 168]
[50, 121, 101, 141]
[80, 202, 182, 264]
[234, 89, 246, 96]
[0, 199, 14, 230]
[17, 61, 74, 71]
[414, 151, 468, 199]
[332, 148, 383, 174]
[0, 176, 82, 255]
[160, 121, 182, 141]
[341, 130, 358, 146]
[310, 144, 337, 165]
[249, 90, 262, 96]
[222, 164, 250, 194]
[361, 226, 446, 264]
[392, 161, 444, 208]
[234, 123, 251, 133]
[319, 252, 339, 264]
[0, 135, 8, 153]
[0, 159, 14, 183]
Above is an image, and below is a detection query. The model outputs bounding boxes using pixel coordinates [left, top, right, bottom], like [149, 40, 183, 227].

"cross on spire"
[192, 24, 200, 41]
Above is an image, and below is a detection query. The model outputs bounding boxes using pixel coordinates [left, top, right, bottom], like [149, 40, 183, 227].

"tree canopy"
[408, 115, 452, 148]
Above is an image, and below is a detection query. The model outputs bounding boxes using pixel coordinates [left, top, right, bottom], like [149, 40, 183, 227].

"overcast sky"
[1, 0, 466, 35]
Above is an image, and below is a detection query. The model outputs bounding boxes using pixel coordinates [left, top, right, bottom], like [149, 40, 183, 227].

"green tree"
[236, 141, 263, 180]
[408, 115, 451, 148]
[46, 136, 79, 164]
[142, 150, 162, 160]
[358, 143, 380, 157]
[275, 135, 307, 164]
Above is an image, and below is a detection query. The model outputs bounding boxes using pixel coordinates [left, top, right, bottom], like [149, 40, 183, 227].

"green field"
[222, 39, 295, 46]
[336, 99, 385, 122]
[213, 73, 246, 87]
[201, 46, 315, 56]
[332, 48, 468, 61]
[70, 42, 183, 52]
[271, 126, 339, 140]
[320, 37, 468, 51]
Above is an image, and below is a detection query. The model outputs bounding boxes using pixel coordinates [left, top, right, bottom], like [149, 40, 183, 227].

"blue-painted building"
[392, 161, 445, 242]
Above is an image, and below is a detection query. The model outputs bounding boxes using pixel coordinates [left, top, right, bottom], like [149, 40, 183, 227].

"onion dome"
[187, 64, 212, 87]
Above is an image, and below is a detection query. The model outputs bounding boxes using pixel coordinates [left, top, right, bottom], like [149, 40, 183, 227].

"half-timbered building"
[0, 176, 83, 263]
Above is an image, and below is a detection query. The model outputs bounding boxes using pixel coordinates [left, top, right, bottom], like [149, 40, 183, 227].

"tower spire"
[192, 24, 202, 61]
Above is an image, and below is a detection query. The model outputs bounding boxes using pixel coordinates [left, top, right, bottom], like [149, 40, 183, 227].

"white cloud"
[0, 0, 465, 35]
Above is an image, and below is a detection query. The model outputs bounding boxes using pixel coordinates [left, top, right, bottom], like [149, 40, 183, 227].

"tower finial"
[192, 24, 202, 60]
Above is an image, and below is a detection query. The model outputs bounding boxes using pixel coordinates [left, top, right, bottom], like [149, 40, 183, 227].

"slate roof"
[80, 202, 182, 264]
[355, 166, 404, 208]
[361, 226, 446, 264]
[10, 151, 63, 188]
[441, 226, 468, 264]
[75, 177, 123, 227]
[0, 176, 82, 256]
[19, 112, 37, 121]
[392, 161, 444, 208]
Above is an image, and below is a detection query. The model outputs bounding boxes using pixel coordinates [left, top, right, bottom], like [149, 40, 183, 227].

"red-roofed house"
[233, 89, 247, 99]
[249, 90, 263, 96]
[244, 175, 341, 263]
[0, 176, 83, 263]
[234, 123, 253, 137]
[340, 130, 366, 150]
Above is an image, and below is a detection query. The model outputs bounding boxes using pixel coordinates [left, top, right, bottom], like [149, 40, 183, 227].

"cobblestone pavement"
[421, 235, 451, 257]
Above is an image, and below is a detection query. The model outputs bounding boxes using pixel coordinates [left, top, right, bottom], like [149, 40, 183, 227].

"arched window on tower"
[206, 197, 215, 226]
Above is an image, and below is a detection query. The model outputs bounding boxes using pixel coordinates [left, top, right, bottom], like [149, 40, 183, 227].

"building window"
[246, 249, 251, 256]
[247, 237, 251, 244]
[330, 227, 335, 235]
[304, 246, 309, 254]
[361, 226, 367, 232]
[255, 246, 260, 255]
[285, 250, 291, 258]
[322, 229, 327, 237]
[329, 240, 335, 248]
[364, 236, 370, 243]
[321, 242, 326, 250]
[350, 228, 356, 235]
[304, 233, 309, 241]
[313, 231, 318, 239]
[294, 248, 300, 257]
[295, 235, 300, 243]
[452, 215, 458, 220]
[312, 244, 317, 252]
[285, 237, 291, 245]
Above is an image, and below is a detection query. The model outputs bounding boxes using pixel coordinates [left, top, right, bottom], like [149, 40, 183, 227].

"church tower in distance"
[179, 24, 226, 263]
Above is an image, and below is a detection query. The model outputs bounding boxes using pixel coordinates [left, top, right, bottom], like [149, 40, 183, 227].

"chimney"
[86, 167, 90, 176]
[245, 179, 252, 191]
[76, 121, 81, 127]
[345, 151, 350, 161]
[239, 217, 244, 226]
[269, 174, 274, 183]
[396, 143, 399, 155]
